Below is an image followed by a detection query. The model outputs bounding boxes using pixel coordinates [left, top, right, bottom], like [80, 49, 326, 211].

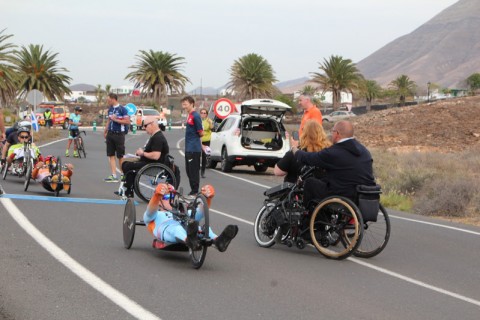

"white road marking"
[0, 198, 161, 320]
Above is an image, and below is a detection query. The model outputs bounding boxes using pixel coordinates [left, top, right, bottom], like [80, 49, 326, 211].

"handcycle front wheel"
[134, 163, 177, 203]
[309, 196, 364, 260]
[188, 194, 210, 269]
[123, 198, 136, 249]
[352, 204, 391, 258]
[24, 155, 34, 191]
[52, 156, 63, 197]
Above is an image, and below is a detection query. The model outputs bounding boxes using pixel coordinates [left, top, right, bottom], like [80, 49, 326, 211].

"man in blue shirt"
[181, 96, 203, 196]
[104, 93, 130, 182]
[65, 106, 82, 157]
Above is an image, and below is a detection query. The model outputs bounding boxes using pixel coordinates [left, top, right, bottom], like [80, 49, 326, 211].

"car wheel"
[221, 148, 233, 172]
[254, 164, 268, 173]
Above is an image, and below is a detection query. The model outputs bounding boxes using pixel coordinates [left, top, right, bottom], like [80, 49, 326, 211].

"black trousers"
[201, 141, 210, 173]
[303, 177, 328, 209]
[185, 152, 201, 194]
[122, 161, 148, 194]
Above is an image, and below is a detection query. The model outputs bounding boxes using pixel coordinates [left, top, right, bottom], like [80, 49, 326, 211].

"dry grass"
[32, 127, 61, 143]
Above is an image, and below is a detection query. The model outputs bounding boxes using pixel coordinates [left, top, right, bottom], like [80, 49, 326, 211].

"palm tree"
[95, 84, 105, 107]
[389, 75, 416, 106]
[13, 44, 72, 101]
[360, 79, 382, 111]
[0, 29, 18, 107]
[311, 55, 363, 110]
[125, 50, 189, 108]
[227, 53, 277, 100]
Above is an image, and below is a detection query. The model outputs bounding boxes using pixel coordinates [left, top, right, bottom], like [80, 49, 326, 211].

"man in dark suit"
[290, 120, 375, 206]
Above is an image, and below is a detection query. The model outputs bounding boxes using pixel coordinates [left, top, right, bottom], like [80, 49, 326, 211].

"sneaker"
[65, 150, 69, 157]
[185, 220, 200, 250]
[73, 151, 79, 158]
[104, 175, 119, 183]
[120, 175, 125, 181]
[214, 225, 239, 252]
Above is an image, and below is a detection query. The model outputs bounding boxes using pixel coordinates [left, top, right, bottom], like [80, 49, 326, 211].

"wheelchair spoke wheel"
[254, 202, 280, 248]
[353, 204, 391, 258]
[310, 197, 363, 260]
[123, 198, 136, 249]
[188, 194, 209, 269]
[134, 163, 177, 203]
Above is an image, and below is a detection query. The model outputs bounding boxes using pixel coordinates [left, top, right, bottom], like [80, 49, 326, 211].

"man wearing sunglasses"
[5, 127, 41, 171]
[117, 116, 170, 198]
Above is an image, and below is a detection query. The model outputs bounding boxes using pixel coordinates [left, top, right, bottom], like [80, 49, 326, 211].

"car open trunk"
[240, 118, 284, 151]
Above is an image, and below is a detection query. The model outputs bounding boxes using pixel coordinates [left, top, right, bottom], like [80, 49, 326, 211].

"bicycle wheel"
[310, 197, 364, 260]
[79, 138, 86, 158]
[352, 204, 391, 258]
[24, 155, 33, 191]
[188, 194, 209, 269]
[254, 202, 280, 248]
[123, 198, 136, 249]
[134, 163, 177, 203]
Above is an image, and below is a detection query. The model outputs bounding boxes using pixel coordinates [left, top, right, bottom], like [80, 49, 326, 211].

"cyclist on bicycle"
[5, 127, 41, 171]
[31, 155, 73, 192]
[144, 183, 238, 252]
[65, 106, 83, 158]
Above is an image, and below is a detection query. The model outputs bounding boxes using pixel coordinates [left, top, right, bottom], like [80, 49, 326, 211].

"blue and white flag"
[30, 111, 39, 132]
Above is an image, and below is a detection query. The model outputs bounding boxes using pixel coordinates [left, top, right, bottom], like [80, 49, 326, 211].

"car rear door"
[210, 117, 236, 158]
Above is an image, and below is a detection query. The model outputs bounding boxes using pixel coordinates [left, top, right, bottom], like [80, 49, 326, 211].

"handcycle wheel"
[24, 155, 33, 191]
[352, 204, 391, 258]
[134, 163, 177, 203]
[2, 162, 8, 180]
[188, 194, 209, 269]
[123, 198, 136, 249]
[254, 202, 281, 248]
[53, 156, 63, 197]
[309, 196, 364, 260]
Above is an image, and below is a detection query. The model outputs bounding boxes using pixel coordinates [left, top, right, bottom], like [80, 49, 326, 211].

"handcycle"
[117, 155, 180, 202]
[254, 166, 390, 260]
[31, 155, 71, 197]
[2, 142, 35, 192]
[72, 130, 87, 158]
[123, 187, 212, 269]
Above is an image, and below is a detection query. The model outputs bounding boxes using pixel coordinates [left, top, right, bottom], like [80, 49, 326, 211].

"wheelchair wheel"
[134, 163, 177, 203]
[309, 196, 364, 260]
[254, 202, 280, 248]
[24, 155, 33, 191]
[352, 204, 391, 258]
[123, 198, 136, 249]
[188, 194, 209, 269]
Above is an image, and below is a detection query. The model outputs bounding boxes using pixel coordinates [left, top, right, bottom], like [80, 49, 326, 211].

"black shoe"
[214, 225, 239, 252]
[185, 220, 200, 250]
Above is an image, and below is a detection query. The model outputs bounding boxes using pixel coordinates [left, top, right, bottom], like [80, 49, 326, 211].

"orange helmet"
[45, 155, 57, 165]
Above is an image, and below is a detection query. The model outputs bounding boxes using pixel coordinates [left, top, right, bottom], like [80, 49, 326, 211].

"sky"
[1, 0, 459, 92]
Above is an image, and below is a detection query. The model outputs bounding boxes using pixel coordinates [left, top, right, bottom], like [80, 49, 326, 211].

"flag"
[30, 111, 39, 132]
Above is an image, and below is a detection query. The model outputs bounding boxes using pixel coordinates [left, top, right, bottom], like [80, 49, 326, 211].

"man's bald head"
[331, 120, 354, 143]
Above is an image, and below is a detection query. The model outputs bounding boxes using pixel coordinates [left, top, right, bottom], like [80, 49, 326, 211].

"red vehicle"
[36, 102, 70, 129]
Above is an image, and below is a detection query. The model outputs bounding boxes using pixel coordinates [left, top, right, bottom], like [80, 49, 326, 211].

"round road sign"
[213, 98, 235, 119]
[124, 103, 137, 116]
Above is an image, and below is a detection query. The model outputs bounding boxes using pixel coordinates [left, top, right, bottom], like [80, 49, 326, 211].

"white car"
[209, 99, 291, 172]
[322, 110, 356, 122]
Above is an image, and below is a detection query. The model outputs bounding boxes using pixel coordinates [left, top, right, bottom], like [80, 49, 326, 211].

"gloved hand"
[155, 183, 174, 196]
[201, 185, 215, 198]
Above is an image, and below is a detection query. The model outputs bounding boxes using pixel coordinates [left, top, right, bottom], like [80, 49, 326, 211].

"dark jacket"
[295, 138, 375, 199]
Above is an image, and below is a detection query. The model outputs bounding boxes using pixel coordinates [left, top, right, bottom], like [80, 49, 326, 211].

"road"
[1, 129, 479, 320]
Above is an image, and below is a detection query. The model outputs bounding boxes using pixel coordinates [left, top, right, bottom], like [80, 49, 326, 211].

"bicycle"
[72, 130, 87, 158]
[123, 187, 212, 269]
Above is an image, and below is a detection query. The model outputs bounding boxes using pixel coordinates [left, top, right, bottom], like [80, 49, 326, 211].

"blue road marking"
[0, 193, 139, 205]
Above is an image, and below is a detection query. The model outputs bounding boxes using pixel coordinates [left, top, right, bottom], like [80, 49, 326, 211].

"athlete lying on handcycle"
[32, 156, 73, 192]
[145, 183, 238, 252]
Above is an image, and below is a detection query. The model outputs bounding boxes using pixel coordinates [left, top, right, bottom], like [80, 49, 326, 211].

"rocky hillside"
[351, 95, 480, 153]
[356, 0, 480, 89]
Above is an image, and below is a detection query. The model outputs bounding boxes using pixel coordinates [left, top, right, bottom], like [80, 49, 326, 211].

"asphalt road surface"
[1, 129, 479, 320]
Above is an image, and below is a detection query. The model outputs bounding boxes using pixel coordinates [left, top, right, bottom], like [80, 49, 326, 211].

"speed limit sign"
[213, 98, 235, 119]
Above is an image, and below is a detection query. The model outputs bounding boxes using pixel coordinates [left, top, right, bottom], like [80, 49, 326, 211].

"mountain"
[274, 77, 310, 89]
[356, 0, 480, 89]
[188, 86, 219, 95]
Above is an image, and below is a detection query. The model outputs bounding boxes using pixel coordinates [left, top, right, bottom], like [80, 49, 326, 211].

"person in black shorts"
[104, 93, 130, 182]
